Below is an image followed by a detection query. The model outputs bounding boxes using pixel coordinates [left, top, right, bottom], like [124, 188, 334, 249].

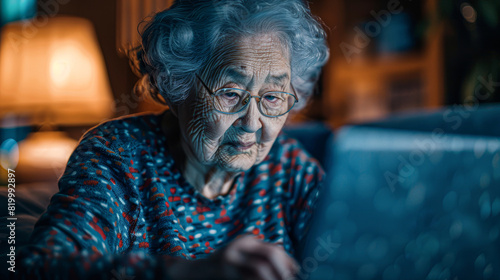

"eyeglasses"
[195, 74, 299, 117]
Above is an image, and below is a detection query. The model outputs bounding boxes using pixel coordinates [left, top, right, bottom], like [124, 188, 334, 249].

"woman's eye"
[264, 95, 277, 101]
[223, 91, 239, 98]
[218, 90, 241, 106]
[264, 94, 284, 103]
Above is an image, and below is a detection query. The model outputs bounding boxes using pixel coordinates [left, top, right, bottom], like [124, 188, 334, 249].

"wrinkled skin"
[163, 34, 299, 280]
[168, 33, 292, 199]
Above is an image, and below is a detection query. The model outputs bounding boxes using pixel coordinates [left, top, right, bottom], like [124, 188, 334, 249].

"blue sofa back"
[304, 104, 500, 280]
[363, 104, 500, 137]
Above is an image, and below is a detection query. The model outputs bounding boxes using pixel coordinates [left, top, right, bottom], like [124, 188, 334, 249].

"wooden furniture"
[116, 0, 174, 54]
[310, 0, 444, 128]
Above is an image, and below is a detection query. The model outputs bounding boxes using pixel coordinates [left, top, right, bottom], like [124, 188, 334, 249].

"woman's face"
[175, 34, 292, 172]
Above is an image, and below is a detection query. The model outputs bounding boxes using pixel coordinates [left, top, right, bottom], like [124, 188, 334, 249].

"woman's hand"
[166, 235, 299, 280]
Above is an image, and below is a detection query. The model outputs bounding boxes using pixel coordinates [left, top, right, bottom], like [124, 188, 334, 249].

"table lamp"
[0, 16, 114, 182]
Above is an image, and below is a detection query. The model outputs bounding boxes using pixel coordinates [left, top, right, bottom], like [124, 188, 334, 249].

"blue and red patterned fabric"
[16, 111, 324, 279]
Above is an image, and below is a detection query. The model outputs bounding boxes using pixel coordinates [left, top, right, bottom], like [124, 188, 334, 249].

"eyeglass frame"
[195, 74, 299, 118]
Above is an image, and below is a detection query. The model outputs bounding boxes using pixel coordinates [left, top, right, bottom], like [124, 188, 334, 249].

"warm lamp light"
[0, 17, 114, 182]
[0, 16, 114, 125]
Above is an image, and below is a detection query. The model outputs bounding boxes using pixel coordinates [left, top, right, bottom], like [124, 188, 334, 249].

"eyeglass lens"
[213, 88, 295, 116]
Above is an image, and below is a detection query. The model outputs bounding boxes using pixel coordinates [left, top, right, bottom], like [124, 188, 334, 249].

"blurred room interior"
[1, 2, 500, 278]
[0, 0, 499, 183]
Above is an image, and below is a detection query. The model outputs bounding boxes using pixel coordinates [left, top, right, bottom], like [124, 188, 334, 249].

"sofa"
[304, 103, 500, 279]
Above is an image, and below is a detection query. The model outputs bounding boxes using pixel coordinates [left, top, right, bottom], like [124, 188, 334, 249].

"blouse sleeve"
[15, 128, 177, 280]
[285, 145, 326, 257]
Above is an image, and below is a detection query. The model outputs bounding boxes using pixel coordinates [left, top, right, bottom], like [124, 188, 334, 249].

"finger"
[221, 236, 266, 279]
[236, 253, 281, 280]
[239, 240, 296, 280]
[282, 250, 300, 275]
[227, 236, 298, 279]
[265, 244, 299, 274]
[224, 237, 282, 280]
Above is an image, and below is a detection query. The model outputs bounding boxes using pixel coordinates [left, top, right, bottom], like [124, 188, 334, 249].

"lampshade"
[0, 16, 114, 125]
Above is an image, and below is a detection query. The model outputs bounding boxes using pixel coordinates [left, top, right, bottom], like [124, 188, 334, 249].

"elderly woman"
[17, 0, 328, 279]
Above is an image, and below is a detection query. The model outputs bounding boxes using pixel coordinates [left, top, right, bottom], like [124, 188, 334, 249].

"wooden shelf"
[310, 0, 444, 128]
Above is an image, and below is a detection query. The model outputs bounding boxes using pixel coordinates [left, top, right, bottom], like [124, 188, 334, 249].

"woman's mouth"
[230, 141, 255, 150]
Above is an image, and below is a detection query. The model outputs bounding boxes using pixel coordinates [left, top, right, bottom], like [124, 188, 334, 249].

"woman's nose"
[235, 98, 262, 133]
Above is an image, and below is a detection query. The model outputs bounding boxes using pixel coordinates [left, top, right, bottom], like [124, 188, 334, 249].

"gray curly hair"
[135, 0, 329, 110]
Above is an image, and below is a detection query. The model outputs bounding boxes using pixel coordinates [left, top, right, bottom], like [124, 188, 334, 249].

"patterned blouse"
[16, 111, 324, 279]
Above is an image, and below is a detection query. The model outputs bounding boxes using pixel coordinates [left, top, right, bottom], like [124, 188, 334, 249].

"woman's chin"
[217, 149, 257, 172]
